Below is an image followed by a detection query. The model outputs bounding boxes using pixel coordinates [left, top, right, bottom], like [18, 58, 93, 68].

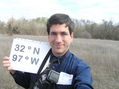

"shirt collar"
[50, 50, 71, 59]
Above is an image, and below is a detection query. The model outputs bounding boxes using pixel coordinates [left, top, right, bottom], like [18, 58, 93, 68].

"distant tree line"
[0, 17, 119, 40]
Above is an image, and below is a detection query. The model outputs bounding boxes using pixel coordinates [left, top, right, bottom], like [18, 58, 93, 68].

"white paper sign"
[9, 38, 51, 74]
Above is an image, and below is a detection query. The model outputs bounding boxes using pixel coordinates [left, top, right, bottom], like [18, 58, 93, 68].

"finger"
[3, 57, 10, 61]
[2, 57, 11, 66]
[2, 61, 10, 64]
[3, 63, 11, 68]
[8, 66, 16, 74]
[2, 61, 11, 67]
[8, 66, 13, 71]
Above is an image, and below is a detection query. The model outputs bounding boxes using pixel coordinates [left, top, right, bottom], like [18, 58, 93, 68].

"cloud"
[0, 0, 119, 23]
[64, 0, 119, 23]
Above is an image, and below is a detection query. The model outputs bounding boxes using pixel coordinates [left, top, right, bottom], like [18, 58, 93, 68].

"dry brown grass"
[0, 34, 119, 89]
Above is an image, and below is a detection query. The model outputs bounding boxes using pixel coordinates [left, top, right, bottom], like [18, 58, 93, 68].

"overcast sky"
[0, 0, 119, 23]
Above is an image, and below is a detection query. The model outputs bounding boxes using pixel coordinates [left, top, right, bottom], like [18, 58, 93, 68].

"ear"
[70, 32, 74, 43]
[48, 34, 50, 42]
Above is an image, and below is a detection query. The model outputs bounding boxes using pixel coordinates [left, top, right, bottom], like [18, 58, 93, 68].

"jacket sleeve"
[73, 61, 94, 89]
[10, 71, 31, 88]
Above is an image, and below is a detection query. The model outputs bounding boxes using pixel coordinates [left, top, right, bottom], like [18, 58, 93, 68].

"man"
[3, 13, 93, 89]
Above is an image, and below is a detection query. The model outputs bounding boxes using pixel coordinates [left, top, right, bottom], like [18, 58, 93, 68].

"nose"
[55, 35, 62, 43]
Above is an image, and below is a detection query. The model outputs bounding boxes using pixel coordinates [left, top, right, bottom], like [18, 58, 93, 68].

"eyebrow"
[50, 31, 68, 33]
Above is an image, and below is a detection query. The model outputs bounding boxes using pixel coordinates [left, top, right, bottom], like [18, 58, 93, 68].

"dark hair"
[46, 13, 74, 35]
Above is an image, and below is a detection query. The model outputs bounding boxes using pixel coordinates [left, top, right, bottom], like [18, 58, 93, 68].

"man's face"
[48, 24, 74, 56]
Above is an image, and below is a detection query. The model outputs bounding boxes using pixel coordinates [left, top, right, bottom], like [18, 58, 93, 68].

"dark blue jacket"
[11, 50, 93, 89]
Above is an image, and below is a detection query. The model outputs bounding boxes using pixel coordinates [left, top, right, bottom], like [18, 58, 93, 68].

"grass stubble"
[0, 35, 119, 89]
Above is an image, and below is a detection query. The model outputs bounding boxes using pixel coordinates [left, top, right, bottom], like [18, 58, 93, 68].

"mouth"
[54, 44, 63, 49]
[55, 45, 62, 48]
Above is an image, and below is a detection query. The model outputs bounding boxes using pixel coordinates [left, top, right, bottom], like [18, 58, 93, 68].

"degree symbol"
[28, 46, 31, 50]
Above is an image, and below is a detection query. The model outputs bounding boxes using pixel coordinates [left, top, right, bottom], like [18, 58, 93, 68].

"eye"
[51, 32, 56, 35]
[62, 32, 67, 36]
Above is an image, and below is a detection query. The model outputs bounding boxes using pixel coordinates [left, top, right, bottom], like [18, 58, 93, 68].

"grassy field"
[0, 34, 119, 89]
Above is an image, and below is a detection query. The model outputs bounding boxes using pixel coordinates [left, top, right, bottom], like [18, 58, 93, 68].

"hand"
[3, 57, 16, 74]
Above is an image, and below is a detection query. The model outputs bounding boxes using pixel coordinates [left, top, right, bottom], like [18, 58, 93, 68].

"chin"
[55, 50, 63, 54]
[54, 49, 66, 55]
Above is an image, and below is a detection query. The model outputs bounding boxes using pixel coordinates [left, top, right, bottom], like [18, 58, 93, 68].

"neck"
[52, 50, 68, 57]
